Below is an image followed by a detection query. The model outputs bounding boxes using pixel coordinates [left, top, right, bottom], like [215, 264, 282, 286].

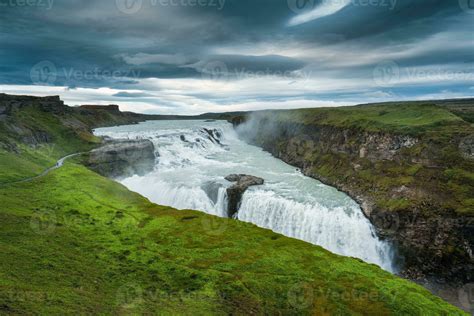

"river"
[94, 120, 395, 272]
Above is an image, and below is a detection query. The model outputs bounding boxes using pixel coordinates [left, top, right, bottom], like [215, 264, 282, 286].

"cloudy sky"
[0, 0, 473, 114]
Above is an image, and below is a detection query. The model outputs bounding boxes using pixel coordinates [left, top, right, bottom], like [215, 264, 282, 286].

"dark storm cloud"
[0, 0, 472, 113]
[291, 0, 465, 43]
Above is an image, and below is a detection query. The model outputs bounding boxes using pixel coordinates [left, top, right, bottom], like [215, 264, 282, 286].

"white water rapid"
[95, 120, 395, 272]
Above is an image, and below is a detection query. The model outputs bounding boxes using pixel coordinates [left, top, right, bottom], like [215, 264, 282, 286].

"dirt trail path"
[0, 152, 85, 186]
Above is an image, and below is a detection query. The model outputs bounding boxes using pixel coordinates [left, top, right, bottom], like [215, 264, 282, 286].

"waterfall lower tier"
[122, 177, 229, 218]
[238, 190, 394, 271]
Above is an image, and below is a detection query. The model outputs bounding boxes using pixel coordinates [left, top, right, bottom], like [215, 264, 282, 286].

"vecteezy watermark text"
[287, 0, 397, 14]
[115, 0, 225, 14]
[369, 211, 474, 236]
[287, 282, 387, 310]
[116, 283, 220, 307]
[30, 61, 141, 85]
[373, 60, 474, 87]
[201, 61, 312, 83]
[30, 209, 139, 235]
[0, 0, 53, 9]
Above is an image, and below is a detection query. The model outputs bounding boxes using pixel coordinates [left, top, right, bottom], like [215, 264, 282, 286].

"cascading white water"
[95, 120, 395, 272]
[237, 190, 391, 269]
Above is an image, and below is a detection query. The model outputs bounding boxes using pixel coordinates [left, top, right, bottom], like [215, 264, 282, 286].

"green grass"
[266, 102, 468, 135]
[0, 163, 465, 315]
[0, 146, 55, 183]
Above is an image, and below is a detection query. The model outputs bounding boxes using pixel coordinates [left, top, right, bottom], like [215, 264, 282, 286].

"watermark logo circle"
[371, 212, 400, 235]
[30, 210, 57, 235]
[288, 0, 316, 14]
[201, 215, 228, 236]
[287, 282, 314, 310]
[116, 283, 144, 307]
[116, 0, 143, 14]
[201, 61, 229, 81]
[458, 283, 474, 311]
[373, 60, 400, 87]
[459, 0, 474, 14]
[30, 61, 57, 85]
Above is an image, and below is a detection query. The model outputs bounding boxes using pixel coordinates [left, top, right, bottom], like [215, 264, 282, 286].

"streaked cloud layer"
[0, 0, 472, 114]
[288, 0, 352, 26]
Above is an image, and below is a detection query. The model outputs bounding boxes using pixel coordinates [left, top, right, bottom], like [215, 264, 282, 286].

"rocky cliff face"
[0, 94, 69, 117]
[0, 94, 150, 150]
[235, 113, 473, 285]
[79, 104, 120, 112]
[0, 94, 72, 150]
[85, 139, 156, 179]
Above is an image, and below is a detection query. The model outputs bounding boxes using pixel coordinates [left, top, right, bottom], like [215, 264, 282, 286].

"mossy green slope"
[265, 102, 468, 135]
[0, 163, 466, 315]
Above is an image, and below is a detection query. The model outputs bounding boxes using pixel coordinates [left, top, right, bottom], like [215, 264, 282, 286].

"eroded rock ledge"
[225, 174, 264, 218]
[86, 139, 156, 179]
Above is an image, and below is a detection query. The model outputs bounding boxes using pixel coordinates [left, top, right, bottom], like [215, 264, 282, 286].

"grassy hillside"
[263, 102, 470, 136]
[0, 111, 97, 183]
[0, 163, 466, 315]
[0, 95, 467, 314]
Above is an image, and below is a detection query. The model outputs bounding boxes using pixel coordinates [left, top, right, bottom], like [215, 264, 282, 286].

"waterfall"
[94, 120, 396, 272]
[121, 176, 229, 218]
[237, 189, 394, 271]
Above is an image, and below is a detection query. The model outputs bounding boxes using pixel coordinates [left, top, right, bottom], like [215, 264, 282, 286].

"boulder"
[225, 174, 264, 218]
[86, 139, 156, 179]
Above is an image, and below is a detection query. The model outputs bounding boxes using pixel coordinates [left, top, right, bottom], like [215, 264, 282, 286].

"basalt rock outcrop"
[80, 104, 120, 112]
[225, 174, 264, 218]
[0, 94, 69, 117]
[86, 139, 156, 179]
[0, 94, 71, 149]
